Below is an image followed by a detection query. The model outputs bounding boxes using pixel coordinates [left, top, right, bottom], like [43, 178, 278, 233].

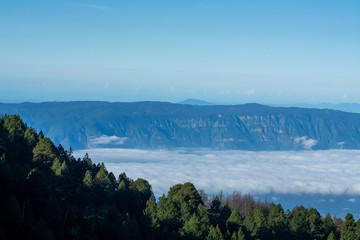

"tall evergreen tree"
[180, 214, 206, 240]
[327, 231, 336, 240]
[245, 207, 267, 240]
[341, 213, 357, 240]
[267, 203, 288, 239]
[207, 225, 224, 240]
[323, 214, 339, 239]
[33, 137, 57, 165]
[83, 170, 93, 187]
[94, 163, 111, 189]
[289, 206, 310, 240]
[226, 209, 243, 234]
[308, 208, 325, 239]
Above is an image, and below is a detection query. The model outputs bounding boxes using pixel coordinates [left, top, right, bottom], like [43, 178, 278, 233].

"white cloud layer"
[88, 136, 128, 147]
[74, 149, 360, 197]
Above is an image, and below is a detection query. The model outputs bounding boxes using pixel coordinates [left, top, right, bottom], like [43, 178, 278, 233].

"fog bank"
[74, 149, 360, 197]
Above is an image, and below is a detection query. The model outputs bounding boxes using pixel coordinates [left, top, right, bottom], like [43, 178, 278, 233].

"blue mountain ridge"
[1, 101, 359, 150]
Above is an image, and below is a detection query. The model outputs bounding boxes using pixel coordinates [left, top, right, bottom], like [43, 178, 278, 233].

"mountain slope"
[1, 101, 360, 150]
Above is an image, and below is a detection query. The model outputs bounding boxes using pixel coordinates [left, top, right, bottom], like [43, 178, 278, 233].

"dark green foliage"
[180, 214, 207, 240]
[208, 196, 222, 226]
[356, 219, 360, 239]
[208, 196, 231, 234]
[130, 178, 153, 211]
[0, 115, 157, 240]
[207, 225, 224, 240]
[83, 169, 93, 187]
[51, 157, 68, 176]
[143, 195, 160, 236]
[341, 213, 357, 240]
[289, 206, 311, 239]
[168, 182, 204, 222]
[267, 203, 289, 239]
[0, 114, 356, 240]
[308, 208, 325, 240]
[94, 162, 111, 189]
[226, 209, 243, 235]
[244, 207, 268, 240]
[323, 214, 340, 240]
[33, 137, 57, 165]
[230, 228, 246, 240]
[328, 231, 336, 240]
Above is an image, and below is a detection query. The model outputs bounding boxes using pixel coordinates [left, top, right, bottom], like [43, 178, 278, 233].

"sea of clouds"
[73, 148, 360, 198]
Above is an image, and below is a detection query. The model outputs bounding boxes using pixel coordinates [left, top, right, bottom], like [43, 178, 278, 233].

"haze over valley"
[73, 148, 360, 218]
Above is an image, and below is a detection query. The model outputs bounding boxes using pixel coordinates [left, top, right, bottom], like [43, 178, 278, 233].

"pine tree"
[180, 214, 204, 240]
[226, 209, 243, 234]
[118, 180, 127, 191]
[208, 196, 222, 227]
[236, 228, 246, 240]
[308, 208, 325, 240]
[94, 163, 111, 189]
[268, 203, 288, 239]
[167, 182, 203, 223]
[323, 214, 339, 239]
[24, 127, 38, 149]
[245, 207, 267, 239]
[51, 158, 62, 176]
[33, 137, 57, 164]
[341, 213, 357, 240]
[327, 231, 336, 240]
[83, 170, 93, 187]
[356, 219, 360, 239]
[207, 225, 224, 240]
[230, 231, 238, 240]
[143, 196, 160, 230]
[289, 206, 310, 239]
[60, 160, 68, 175]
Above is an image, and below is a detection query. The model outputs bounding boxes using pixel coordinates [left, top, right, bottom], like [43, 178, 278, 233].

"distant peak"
[177, 98, 214, 106]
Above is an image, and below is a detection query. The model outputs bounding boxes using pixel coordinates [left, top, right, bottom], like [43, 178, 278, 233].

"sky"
[0, 0, 359, 104]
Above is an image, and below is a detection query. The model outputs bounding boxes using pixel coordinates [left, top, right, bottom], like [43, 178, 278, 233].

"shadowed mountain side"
[1, 101, 360, 150]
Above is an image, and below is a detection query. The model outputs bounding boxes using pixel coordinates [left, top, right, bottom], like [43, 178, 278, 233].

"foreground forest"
[0, 114, 359, 240]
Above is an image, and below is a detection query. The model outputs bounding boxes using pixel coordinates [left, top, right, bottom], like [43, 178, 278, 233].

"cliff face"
[1, 101, 359, 150]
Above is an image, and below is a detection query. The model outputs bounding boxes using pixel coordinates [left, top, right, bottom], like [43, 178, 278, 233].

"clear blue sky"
[1, 0, 359, 104]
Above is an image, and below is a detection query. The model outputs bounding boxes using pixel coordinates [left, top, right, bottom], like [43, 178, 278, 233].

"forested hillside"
[1, 114, 359, 240]
[1, 101, 360, 150]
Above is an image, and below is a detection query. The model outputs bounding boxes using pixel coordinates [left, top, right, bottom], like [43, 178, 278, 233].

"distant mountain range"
[1, 101, 360, 150]
[272, 103, 360, 114]
[178, 99, 360, 113]
[178, 98, 214, 106]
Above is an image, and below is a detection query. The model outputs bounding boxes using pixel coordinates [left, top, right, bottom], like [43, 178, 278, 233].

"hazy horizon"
[1, 98, 360, 106]
[1, 0, 359, 104]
